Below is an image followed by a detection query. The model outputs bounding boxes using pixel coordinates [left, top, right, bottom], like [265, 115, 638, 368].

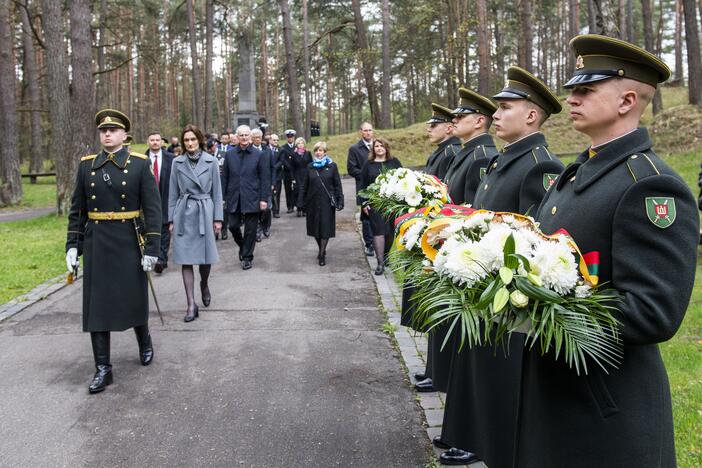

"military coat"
[443, 133, 496, 205]
[515, 128, 698, 468]
[441, 131, 563, 468]
[425, 136, 461, 182]
[66, 148, 161, 332]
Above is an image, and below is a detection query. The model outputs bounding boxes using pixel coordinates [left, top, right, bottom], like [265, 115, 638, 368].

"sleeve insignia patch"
[543, 173, 559, 191]
[645, 197, 676, 228]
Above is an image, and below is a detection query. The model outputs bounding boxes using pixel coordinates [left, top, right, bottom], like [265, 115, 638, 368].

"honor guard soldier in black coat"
[438, 68, 563, 467]
[65, 109, 162, 394]
[424, 103, 461, 181]
[443, 87, 498, 205]
[515, 35, 698, 468]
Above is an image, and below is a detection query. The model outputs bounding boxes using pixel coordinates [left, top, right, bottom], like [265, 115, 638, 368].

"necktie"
[152, 156, 159, 187]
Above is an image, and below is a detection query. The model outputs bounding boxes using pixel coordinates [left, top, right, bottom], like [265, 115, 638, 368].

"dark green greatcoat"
[66, 147, 162, 332]
[425, 136, 461, 182]
[515, 128, 698, 468]
[441, 131, 563, 468]
[443, 133, 496, 205]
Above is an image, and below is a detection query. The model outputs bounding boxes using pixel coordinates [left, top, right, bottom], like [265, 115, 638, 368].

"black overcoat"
[347, 139, 372, 205]
[425, 136, 461, 182]
[441, 132, 563, 468]
[279, 143, 296, 181]
[292, 150, 313, 189]
[66, 148, 162, 332]
[514, 128, 698, 468]
[222, 145, 271, 214]
[297, 162, 344, 238]
[443, 133, 496, 205]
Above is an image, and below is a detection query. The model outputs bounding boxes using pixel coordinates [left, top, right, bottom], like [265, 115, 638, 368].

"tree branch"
[93, 53, 142, 75]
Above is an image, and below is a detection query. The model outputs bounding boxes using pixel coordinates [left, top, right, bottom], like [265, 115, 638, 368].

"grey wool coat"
[168, 152, 224, 265]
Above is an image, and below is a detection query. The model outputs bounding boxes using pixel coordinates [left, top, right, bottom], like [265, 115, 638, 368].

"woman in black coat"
[297, 141, 344, 266]
[360, 138, 402, 275]
[293, 137, 313, 217]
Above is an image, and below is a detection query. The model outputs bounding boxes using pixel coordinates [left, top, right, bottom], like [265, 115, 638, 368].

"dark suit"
[149, 150, 174, 265]
[441, 132, 563, 468]
[347, 139, 373, 248]
[293, 150, 313, 214]
[269, 145, 283, 215]
[515, 128, 698, 468]
[252, 144, 274, 234]
[222, 144, 271, 261]
[279, 143, 297, 211]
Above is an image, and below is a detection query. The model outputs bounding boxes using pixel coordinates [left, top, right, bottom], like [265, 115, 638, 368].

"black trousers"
[361, 215, 373, 249]
[229, 211, 259, 261]
[272, 180, 282, 215]
[158, 223, 170, 264]
[283, 175, 295, 210]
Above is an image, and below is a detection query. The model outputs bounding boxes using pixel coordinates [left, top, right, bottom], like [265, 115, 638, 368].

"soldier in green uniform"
[438, 68, 563, 467]
[515, 35, 698, 468]
[65, 109, 162, 394]
[424, 103, 461, 181]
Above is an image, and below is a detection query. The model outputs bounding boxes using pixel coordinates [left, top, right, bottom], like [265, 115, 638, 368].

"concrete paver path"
[0, 178, 429, 467]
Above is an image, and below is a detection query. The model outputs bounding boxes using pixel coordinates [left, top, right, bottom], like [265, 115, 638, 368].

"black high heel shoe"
[318, 254, 326, 266]
[184, 305, 199, 323]
[200, 281, 211, 307]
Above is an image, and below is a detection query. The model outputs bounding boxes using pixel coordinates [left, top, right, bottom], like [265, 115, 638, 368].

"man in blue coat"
[222, 125, 271, 270]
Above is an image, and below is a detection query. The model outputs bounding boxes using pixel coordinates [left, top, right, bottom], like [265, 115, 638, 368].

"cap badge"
[105, 116, 112, 123]
[575, 55, 584, 70]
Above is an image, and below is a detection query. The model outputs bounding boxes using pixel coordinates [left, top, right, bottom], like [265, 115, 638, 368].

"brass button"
[91, 195, 96, 200]
[121, 206, 125, 211]
[94, 220, 99, 224]
[90, 182, 95, 187]
[93, 208, 98, 212]
[484, 184, 489, 190]
[630, 155, 638, 159]
[570, 176, 576, 182]
[124, 169, 128, 174]
[127, 160, 131, 164]
[121, 219, 125, 223]
[122, 181, 126, 186]
[492, 162, 497, 169]
[551, 206, 557, 215]
[91, 171, 95, 176]
[121, 194, 126, 199]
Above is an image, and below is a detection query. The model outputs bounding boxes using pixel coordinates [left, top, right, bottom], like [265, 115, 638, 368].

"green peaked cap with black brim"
[451, 87, 497, 117]
[564, 34, 671, 89]
[95, 108, 131, 132]
[493, 66, 562, 116]
[427, 103, 454, 124]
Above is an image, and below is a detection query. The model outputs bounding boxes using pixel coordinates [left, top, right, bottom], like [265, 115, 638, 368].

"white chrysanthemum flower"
[462, 212, 494, 232]
[438, 238, 492, 287]
[574, 284, 592, 298]
[405, 190, 423, 206]
[530, 239, 579, 295]
[403, 220, 427, 251]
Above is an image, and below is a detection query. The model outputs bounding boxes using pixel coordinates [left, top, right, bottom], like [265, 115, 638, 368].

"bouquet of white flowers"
[402, 210, 622, 375]
[359, 168, 450, 219]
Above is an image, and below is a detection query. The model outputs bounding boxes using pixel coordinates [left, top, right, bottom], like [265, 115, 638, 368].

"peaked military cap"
[95, 108, 131, 132]
[284, 129, 297, 137]
[427, 103, 454, 124]
[564, 34, 671, 89]
[452, 87, 497, 116]
[493, 66, 562, 115]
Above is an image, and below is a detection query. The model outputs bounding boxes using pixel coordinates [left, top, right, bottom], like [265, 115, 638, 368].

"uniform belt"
[87, 210, 140, 220]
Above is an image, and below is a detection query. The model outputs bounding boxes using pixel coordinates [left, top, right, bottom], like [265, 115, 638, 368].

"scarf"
[186, 150, 201, 167]
[296, 147, 306, 155]
[312, 155, 333, 168]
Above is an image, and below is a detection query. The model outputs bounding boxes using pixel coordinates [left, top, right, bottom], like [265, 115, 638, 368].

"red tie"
[153, 156, 159, 187]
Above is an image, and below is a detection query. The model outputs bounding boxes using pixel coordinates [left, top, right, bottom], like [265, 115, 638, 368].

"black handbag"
[315, 169, 342, 210]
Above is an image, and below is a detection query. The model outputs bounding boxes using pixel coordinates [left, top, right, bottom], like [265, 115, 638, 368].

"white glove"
[66, 248, 78, 273]
[142, 255, 158, 272]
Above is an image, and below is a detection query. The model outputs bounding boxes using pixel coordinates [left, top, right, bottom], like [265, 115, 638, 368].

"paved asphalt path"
[0, 178, 429, 467]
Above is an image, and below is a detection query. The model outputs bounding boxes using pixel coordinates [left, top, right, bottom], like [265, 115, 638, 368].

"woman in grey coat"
[168, 125, 223, 322]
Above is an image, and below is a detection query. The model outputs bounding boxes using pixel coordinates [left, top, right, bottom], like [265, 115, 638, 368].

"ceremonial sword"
[133, 218, 165, 325]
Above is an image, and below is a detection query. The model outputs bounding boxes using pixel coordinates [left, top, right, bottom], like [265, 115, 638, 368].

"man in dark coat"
[146, 131, 174, 273]
[215, 133, 230, 240]
[347, 122, 375, 256]
[438, 67, 564, 468]
[268, 134, 283, 218]
[66, 109, 161, 394]
[222, 125, 271, 270]
[251, 128, 273, 239]
[424, 103, 461, 181]
[514, 35, 698, 468]
[279, 130, 297, 213]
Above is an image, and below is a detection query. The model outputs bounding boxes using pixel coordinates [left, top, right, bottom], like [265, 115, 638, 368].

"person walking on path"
[222, 125, 271, 270]
[251, 128, 274, 240]
[359, 138, 402, 275]
[168, 125, 223, 323]
[279, 130, 298, 214]
[65, 108, 161, 394]
[297, 141, 344, 266]
[347, 122, 376, 257]
[292, 137, 313, 217]
[146, 131, 175, 274]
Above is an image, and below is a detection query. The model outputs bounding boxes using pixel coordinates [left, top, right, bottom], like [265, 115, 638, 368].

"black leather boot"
[89, 332, 113, 394]
[134, 325, 154, 366]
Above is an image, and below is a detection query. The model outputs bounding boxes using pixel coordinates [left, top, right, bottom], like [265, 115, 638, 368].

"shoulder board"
[624, 152, 660, 183]
[81, 154, 97, 161]
[530, 146, 553, 163]
[129, 152, 148, 160]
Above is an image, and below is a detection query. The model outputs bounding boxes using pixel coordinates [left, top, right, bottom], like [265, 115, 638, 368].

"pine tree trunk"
[278, 0, 303, 133]
[204, 0, 214, 131]
[326, 35, 334, 135]
[20, 4, 43, 175]
[476, 0, 490, 94]
[641, 0, 663, 114]
[518, 0, 533, 72]
[350, 0, 380, 127]
[682, 0, 702, 105]
[380, 0, 392, 128]
[187, 0, 203, 126]
[69, 0, 96, 154]
[675, 0, 684, 84]
[302, 0, 311, 140]
[0, 0, 22, 205]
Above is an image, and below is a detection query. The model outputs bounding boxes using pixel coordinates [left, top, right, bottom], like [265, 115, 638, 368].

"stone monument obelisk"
[234, 31, 259, 128]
